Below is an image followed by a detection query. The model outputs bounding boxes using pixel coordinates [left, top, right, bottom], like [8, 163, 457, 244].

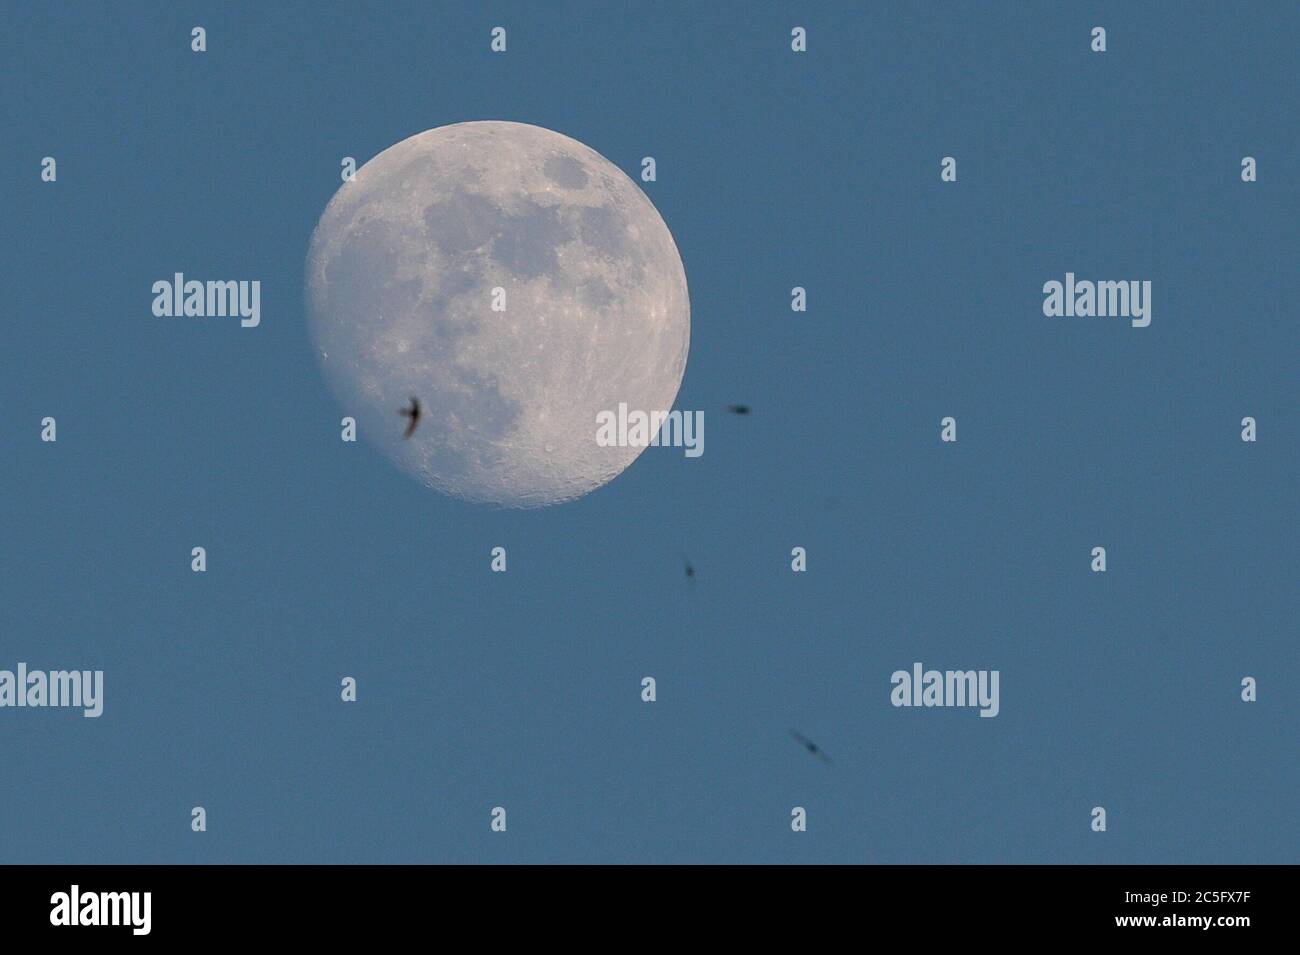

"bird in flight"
[399, 397, 422, 439]
[790, 729, 832, 765]
[683, 557, 696, 580]
[727, 404, 751, 415]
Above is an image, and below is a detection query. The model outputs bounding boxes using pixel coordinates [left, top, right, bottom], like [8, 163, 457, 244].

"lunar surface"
[305, 121, 690, 506]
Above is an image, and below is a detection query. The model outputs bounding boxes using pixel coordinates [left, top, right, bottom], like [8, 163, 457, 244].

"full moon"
[305, 121, 690, 507]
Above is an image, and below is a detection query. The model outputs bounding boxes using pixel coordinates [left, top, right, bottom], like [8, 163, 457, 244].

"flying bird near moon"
[790, 729, 832, 764]
[305, 121, 691, 507]
[399, 397, 422, 439]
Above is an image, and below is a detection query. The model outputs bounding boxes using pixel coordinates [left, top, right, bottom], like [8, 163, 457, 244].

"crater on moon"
[305, 121, 690, 507]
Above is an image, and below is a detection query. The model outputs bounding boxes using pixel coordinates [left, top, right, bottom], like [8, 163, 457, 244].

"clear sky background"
[2, 2, 1296, 863]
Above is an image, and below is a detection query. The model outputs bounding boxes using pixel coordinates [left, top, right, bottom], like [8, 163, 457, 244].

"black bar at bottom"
[0, 865, 1287, 940]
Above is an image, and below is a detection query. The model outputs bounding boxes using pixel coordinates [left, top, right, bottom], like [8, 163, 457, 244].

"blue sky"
[1, 2, 1296, 862]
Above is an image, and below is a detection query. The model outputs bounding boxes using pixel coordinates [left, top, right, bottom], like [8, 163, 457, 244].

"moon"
[305, 121, 690, 507]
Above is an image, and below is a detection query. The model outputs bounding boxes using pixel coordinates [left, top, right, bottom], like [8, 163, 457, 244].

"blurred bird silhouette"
[399, 397, 422, 439]
[790, 729, 832, 765]
[683, 557, 696, 580]
[727, 404, 751, 415]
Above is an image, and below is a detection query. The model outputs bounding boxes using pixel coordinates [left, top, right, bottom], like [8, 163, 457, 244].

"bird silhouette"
[790, 729, 832, 765]
[727, 404, 751, 415]
[683, 558, 696, 580]
[399, 397, 422, 439]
